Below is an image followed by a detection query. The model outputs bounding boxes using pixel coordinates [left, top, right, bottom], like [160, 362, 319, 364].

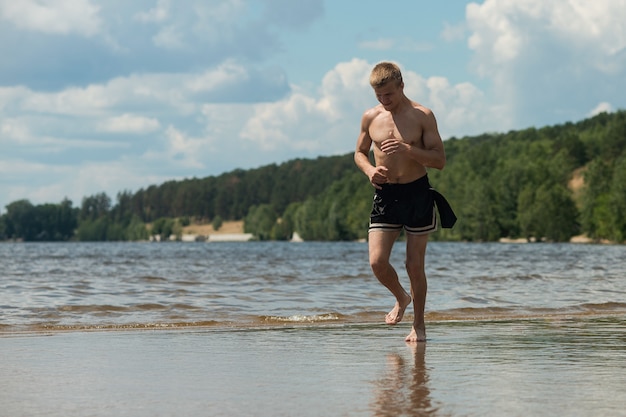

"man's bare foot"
[385, 293, 411, 325]
[405, 324, 426, 342]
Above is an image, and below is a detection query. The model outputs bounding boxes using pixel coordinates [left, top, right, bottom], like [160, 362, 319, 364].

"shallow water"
[1, 318, 625, 417]
[1, 241, 625, 332]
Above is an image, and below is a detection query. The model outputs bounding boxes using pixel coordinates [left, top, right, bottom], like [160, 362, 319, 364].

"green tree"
[244, 204, 277, 241]
[105, 222, 126, 241]
[271, 202, 301, 240]
[125, 216, 149, 241]
[2, 198, 78, 241]
[111, 191, 133, 223]
[33, 200, 77, 241]
[80, 192, 111, 221]
[4, 200, 37, 240]
[465, 179, 501, 241]
[56, 198, 79, 240]
[0, 213, 5, 239]
[588, 194, 613, 240]
[607, 154, 626, 242]
[212, 215, 223, 231]
[519, 183, 579, 242]
[291, 172, 369, 241]
[580, 159, 612, 238]
[76, 217, 110, 241]
[151, 217, 176, 241]
[293, 198, 323, 240]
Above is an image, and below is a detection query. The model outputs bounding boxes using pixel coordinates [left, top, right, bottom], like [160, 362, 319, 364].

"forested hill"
[2, 110, 625, 242]
[428, 110, 626, 242]
[129, 153, 357, 221]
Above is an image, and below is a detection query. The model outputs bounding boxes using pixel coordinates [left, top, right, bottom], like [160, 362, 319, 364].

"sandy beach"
[2, 317, 625, 417]
[181, 220, 254, 242]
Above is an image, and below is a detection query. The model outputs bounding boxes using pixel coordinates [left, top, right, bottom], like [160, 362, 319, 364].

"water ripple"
[1, 241, 625, 332]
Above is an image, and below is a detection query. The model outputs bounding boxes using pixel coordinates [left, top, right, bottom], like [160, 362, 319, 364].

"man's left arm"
[417, 110, 446, 170]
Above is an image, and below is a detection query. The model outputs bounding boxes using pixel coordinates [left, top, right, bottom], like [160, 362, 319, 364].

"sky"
[1, 0, 625, 212]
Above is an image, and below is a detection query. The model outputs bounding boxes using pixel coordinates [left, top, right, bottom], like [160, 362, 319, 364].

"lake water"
[1, 241, 626, 416]
[1, 241, 625, 331]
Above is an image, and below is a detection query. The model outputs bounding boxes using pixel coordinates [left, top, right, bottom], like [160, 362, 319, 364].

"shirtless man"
[354, 62, 455, 342]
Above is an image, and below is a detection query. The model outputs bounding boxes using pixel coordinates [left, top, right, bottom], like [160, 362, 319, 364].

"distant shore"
[499, 234, 614, 244]
[181, 221, 613, 244]
[178, 220, 252, 242]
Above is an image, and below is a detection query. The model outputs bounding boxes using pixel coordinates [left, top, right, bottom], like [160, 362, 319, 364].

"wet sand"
[2, 317, 625, 417]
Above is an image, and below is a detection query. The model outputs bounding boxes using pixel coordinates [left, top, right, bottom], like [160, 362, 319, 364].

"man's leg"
[368, 230, 412, 325]
[404, 233, 429, 342]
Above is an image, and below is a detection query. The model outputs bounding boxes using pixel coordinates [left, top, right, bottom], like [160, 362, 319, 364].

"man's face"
[374, 82, 403, 110]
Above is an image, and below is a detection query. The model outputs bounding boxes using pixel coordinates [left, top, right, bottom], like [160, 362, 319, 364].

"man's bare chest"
[369, 118, 424, 146]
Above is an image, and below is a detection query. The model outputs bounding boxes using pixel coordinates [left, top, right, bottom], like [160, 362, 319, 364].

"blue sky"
[1, 0, 625, 212]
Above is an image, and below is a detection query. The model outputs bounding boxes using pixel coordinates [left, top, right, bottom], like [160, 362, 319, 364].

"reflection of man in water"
[355, 62, 455, 342]
[370, 344, 437, 416]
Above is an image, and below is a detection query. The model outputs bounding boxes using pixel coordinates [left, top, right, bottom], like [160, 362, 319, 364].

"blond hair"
[369, 62, 403, 88]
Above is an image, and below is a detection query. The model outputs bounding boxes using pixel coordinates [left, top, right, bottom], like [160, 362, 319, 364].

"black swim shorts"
[369, 174, 457, 235]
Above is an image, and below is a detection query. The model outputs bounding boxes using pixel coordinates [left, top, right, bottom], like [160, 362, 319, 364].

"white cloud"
[54, 161, 172, 204]
[1, 116, 129, 151]
[241, 58, 495, 156]
[162, 125, 208, 169]
[1, 118, 31, 144]
[99, 114, 161, 134]
[15, 63, 258, 119]
[441, 21, 466, 42]
[152, 25, 188, 50]
[0, 86, 30, 112]
[21, 85, 115, 116]
[0, 0, 304, 92]
[467, 0, 626, 73]
[0, 58, 295, 209]
[317, 59, 372, 119]
[589, 102, 613, 117]
[241, 92, 320, 151]
[185, 62, 248, 93]
[0, 157, 175, 210]
[241, 59, 372, 153]
[0, 0, 102, 37]
[424, 76, 502, 138]
[134, 0, 170, 23]
[465, 0, 626, 127]
[0, 159, 71, 206]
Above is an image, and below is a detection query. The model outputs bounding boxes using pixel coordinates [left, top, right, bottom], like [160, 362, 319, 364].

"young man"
[354, 62, 456, 342]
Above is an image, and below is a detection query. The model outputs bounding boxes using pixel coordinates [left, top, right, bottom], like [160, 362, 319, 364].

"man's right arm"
[355, 111, 387, 189]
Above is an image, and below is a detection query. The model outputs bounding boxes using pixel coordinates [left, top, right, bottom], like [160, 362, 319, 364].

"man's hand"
[369, 166, 388, 189]
[380, 138, 408, 155]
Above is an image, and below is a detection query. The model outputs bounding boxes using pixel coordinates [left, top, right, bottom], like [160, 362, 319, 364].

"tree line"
[1, 110, 625, 243]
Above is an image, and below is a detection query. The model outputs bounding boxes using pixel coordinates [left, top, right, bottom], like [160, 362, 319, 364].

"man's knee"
[370, 256, 391, 275]
[405, 255, 425, 276]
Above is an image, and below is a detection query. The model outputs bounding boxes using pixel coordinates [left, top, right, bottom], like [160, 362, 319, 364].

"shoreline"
[3, 310, 625, 338]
